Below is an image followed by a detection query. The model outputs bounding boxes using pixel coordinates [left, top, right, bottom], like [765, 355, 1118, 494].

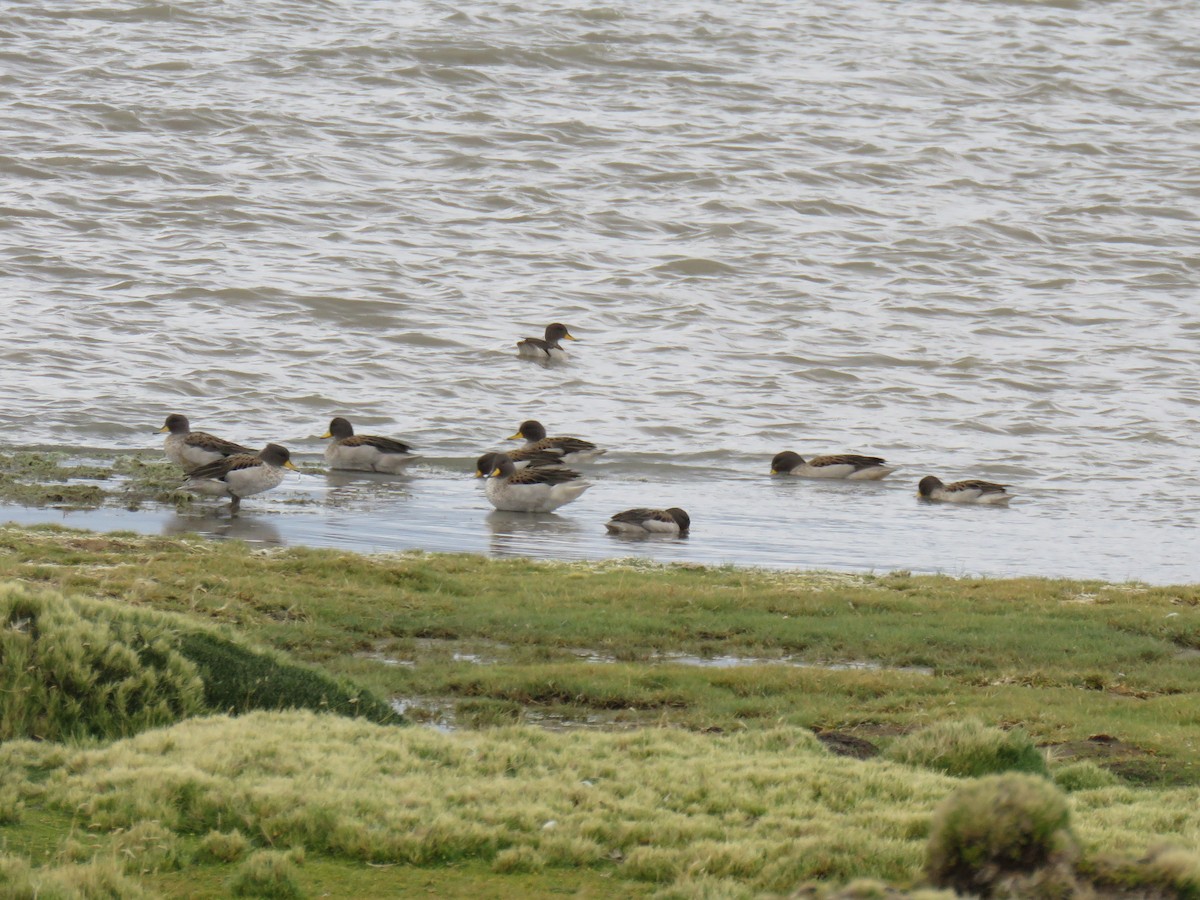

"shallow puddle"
[365, 639, 932, 675]
[390, 697, 457, 732]
[389, 696, 654, 734]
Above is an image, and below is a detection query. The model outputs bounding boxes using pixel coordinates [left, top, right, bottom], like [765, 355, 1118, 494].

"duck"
[476, 452, 591, 512]
[517, 323, 576, 360]
[478, 448, 564, 472]
[770, 450, 896, 481]
[157, 414, 255, 473]
[320, 417, 419, 474]
[917, 475, 1013, 506]
[605, 507, 690, 536]
[181, 444, 298, 514]
[508, 419, 606, 464]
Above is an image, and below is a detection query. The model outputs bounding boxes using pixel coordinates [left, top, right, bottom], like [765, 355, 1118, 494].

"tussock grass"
[926, 774, 1078, 896]
[1051, 760, 1120, 792]
[492, 846, 545, 874]
[0, 581, 206, 742]
[0, 580, 396, 743]
[0, 784, 25, 825]
[883, 718, 1048, 779]
[792, 880, 956, 899]
[1088, 843, 1200, 898]
[229, 849, 305, 899]
[3, 712, 950, 892]
[108, 820, 184, 875]
[0, 853, 154, 899]
[5, 711, 1200, 897]
[198, 829, 251, 864]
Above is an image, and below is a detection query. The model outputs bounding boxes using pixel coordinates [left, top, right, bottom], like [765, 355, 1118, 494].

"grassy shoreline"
[2, 523, 1199, 897]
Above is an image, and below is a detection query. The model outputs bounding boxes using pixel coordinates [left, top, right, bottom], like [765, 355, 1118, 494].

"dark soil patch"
[1049, 734, 1198, 787]
[815, 730, 880, 759]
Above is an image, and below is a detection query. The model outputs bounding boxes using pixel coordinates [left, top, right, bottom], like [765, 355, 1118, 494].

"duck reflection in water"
[162, 510, 285, 546]
[485, 509, 583, 558]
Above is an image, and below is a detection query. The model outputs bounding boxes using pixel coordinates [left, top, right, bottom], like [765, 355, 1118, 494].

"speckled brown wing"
[530, 436, 599, 456]
[517, 338, 552, 355]
[187, 432, 255, 457]
[608, 508, 665, 527]
[509, 446, 570, 468]
[185, 453, 262, 482]
[947, 479, 1007, 494]
[344, 434, 414, 454]
[809, 454, 887, 471]
[506, 466, 584, 486]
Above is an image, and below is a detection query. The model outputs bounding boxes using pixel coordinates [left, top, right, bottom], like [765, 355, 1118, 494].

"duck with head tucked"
[181, 444, 298, 514]
[508, 419, 606, 465]
[771, 450, 896, 481]
[917, 475, 1013, 506]
[157, 414, 255, 473]
[475, 452, 591, 512]
[517, 323, 576, 360]
[321, 417, 419, 474]
[605, 507, 690, 536]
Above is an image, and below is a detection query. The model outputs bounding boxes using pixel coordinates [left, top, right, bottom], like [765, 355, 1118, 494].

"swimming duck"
[157, 414, 254, 473]
[181, 444, 298, 514]
[770, 450, 896, 481]
[517, 323, 576, 360]
[478, 448, 564, 472]
[917, 475, 1013, 506]
[476, 452, 591, 512]
[508, 419, 606, 464]
[605, 507, 690, 536]
[320, 417, 419, 474]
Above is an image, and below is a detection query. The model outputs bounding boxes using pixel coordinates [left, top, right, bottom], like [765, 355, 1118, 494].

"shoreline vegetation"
[1, 525, 1199, 897]
[0, 449, 327, 511]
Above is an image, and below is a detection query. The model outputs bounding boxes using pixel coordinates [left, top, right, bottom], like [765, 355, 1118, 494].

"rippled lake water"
[2, 0, 1199, 582]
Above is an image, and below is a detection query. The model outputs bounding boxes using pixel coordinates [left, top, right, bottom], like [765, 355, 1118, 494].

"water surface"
[2, 0, 1199, 582]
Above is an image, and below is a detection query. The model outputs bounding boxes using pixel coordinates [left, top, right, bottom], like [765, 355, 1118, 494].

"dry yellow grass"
[5, 711, 1200, 896]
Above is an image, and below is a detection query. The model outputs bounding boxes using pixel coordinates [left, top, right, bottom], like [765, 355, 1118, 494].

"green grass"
[1, 524, 1200, 897]
[1, 525, 1196, 781]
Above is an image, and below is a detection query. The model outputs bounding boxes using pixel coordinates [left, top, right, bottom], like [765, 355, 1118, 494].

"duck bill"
[284, 461, 299, 471]
[156, 426, 169, 434]
[563, 333, 577, 341]
[506, 432, 522, 441]
[319, 431, 333, 439]
[474, 471, 485, 479]
[770, 469, 778, 475]
[491, 467, 503, 477]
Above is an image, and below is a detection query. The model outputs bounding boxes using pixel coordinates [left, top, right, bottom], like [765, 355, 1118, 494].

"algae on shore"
[0, 450, 324, 510]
